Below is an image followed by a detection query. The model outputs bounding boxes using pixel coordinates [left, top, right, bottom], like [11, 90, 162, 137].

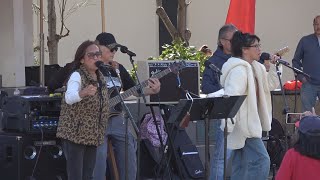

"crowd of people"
[48, 14, 320, 180]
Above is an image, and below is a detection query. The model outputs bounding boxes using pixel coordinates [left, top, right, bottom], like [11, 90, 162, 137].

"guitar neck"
[109, 68, 171, 107]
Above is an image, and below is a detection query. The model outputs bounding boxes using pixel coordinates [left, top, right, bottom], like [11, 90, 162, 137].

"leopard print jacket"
[56, 65, 109, 146]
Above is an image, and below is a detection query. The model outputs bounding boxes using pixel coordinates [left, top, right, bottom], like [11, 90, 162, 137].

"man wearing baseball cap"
[93, 32, 160, 180]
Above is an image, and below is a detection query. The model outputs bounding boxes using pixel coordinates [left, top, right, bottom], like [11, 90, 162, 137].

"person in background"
[56, 40, 109, 180]
[201, 24, 237, 180]
[199, 45, 213, 57]
[292, 15, 320, 112]
[47, 61, 78, 93]
[93, 32, 160, 180]
[276, 108, 320, 180]
[220, 31, 280, 180]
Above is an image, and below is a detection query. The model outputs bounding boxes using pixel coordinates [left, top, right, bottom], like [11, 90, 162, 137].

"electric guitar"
[274, 46, 289, 57]
[108, 60, 187, 117]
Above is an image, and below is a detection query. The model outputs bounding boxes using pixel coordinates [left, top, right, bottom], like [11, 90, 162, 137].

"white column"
[0, 0, 33, 87]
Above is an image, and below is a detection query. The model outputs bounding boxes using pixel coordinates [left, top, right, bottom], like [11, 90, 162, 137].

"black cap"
[95, 32, 120, 49]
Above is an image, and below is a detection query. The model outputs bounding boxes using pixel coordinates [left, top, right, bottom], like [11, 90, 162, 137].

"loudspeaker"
[137, 60, 200, 104]
[0, 133, 67, 180]
[25, 64, 62, 86]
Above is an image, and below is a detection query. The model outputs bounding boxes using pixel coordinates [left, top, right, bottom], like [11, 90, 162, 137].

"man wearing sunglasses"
[93, 32, 160, 180]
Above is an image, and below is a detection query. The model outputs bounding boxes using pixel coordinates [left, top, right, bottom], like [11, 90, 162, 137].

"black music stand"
[177, 95, 246, 180]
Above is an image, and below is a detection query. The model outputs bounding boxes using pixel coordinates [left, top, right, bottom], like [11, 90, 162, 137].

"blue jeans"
[210, 120, 232, 180]
[301, 82, 320, 111]
[231, 138, 270, 180]
[93, 115, 137, 180]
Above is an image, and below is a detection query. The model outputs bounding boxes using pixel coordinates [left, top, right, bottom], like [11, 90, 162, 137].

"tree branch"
[156, 7, 179, 40]
[58, 25, 70, 39]
[156, 0, 162, 7]
[32, 3, 47, 22]
[177, 0, 187, 42]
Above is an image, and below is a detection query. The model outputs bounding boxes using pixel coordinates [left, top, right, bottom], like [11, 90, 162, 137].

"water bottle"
[13, 88, 20, 96]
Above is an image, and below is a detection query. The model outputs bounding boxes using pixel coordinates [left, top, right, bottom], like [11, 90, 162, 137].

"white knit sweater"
[220, 57, 280, 149]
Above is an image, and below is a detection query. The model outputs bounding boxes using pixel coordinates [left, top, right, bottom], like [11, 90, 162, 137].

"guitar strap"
[115, 68, 123, 89]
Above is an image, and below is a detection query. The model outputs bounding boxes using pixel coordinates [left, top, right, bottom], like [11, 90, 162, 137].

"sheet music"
[206, 89, 224, 98]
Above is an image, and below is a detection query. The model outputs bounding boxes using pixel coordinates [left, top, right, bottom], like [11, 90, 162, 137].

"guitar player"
[93, 32, 160, 180]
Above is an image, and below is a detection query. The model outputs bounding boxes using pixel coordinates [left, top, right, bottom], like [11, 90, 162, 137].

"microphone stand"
[275, 63, 290, 150]
[103, 67, 139, 180]
[281, 63, 311, 79]
[127, 54, 167, 180]
[279, 63, 311, 113]
[279, 63, 311, 147]
[211, 71, 231, 180]
[294, 73, 298, 113]
[214, 72, 229, 180]
[275, 63, 290, 115]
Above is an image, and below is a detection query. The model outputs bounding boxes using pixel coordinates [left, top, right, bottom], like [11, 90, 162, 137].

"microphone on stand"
[95, 61, 110, 76]
[259, 52, 290, 66]
[120, 46, 136, 57]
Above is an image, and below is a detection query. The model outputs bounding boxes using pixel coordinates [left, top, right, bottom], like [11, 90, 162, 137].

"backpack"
[140, 113, 168, 147]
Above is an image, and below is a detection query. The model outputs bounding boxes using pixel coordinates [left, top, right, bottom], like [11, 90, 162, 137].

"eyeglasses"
[111, 47, 118, 52]
[247, 44, 261, 49]
[86, 51, 102, 59]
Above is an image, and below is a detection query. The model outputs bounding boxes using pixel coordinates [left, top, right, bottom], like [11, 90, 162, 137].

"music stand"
[178, 95, 246, 180]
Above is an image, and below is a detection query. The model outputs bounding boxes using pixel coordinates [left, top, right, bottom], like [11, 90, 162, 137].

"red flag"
[225, 0, 256, 34]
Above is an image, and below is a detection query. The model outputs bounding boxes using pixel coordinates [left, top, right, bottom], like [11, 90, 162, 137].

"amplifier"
[1, 95, 62, 134]
[0, 132, 67, 180]
[137, 60, 200, 104]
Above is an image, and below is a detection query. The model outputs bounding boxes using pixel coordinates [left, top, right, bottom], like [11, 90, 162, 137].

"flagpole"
[101, 0, 106, 32]
[39, 0, 45, 86]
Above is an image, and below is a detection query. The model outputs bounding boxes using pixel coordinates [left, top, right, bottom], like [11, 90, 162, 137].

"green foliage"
[150, 39, 209, 75]
[128, 63, 138, 82]
[129, 39, 210, 80]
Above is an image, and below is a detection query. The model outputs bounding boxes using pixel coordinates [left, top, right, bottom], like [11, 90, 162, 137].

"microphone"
[277, 59, 290, 66]
[259, 52, 290, 66]
[120, 46, 136, 57]
[95, 61, 110, 76]
[259, 52, 270, 64]
[204, 61, 222, 75]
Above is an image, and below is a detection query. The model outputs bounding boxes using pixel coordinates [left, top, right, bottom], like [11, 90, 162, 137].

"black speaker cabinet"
[137, 60, 200, 104]
[0, 133, 67, 180]
[25, 64, 62, 86]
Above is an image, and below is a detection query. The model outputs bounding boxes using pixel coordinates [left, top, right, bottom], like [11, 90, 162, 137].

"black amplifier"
[0, 132, 67, 179]
[137, 60, 200, 104]
[1, 95, 62, 134]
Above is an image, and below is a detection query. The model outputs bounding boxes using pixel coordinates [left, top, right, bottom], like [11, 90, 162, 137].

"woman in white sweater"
[220, 31, 281, 180]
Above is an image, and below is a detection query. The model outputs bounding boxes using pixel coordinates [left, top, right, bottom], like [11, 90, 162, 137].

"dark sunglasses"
[86, 51, 102, 59]
[111, 47, 118, 52]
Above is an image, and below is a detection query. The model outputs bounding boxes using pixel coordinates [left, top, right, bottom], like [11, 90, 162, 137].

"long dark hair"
[73, 40, 98, 69]
[231, 31, 260, 58]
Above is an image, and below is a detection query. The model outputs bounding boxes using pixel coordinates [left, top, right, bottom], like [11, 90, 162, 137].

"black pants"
[62, 139, 97, 180]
